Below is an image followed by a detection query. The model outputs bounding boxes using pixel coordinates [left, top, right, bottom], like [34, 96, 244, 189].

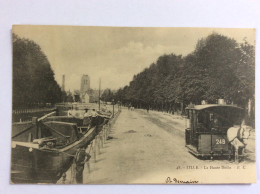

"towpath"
[77, 108, 254, 184]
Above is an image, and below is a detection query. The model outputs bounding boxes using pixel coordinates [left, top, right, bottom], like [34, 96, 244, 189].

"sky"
[13, 26, 255, 91]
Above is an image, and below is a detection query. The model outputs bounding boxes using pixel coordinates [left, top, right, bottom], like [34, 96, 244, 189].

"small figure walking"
[74, 147, 91, 184]
[146, 105, 150, 113]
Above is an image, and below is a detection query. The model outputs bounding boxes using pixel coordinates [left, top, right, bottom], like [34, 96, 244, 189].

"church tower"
[80, 75, 91, 103]
[80, 74, 90, 93]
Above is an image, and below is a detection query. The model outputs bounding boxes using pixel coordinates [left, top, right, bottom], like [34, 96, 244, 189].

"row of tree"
[112, 33, 254, 120]
[101, 89, 116, 102]
[13, 34, 63, 108]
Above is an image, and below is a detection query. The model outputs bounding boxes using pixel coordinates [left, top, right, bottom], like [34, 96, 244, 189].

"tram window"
[193, 110, 198, 131]
[189, 110, 194, 130]
[189, 110, 192, 119]
[209, 113, 214, 121]
[197, 111, 207, 132]
[186, 110, 190, 119]
[213, 118, 219, 127]
[198, 112, 206, 123]
[209, 114, 223, 133]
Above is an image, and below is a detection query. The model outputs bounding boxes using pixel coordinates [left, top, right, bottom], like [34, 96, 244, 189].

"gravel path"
[62, 108, 256, 184]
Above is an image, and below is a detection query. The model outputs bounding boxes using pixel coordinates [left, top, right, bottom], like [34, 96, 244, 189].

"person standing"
[227, 123, 246, 163]
[83, 108, 91, 127]
[74, 147, 91, 184]
[90, 109, 98, 127]
[146, 104, 150, 113]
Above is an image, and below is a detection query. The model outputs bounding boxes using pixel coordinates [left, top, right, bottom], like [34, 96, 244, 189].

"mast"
[99, 78, 101, 111]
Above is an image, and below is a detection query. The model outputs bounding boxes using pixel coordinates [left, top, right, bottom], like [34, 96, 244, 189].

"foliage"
[13, 34, 62, 108]
[113, 33, 255, 114]
[101, 88, 114, 102]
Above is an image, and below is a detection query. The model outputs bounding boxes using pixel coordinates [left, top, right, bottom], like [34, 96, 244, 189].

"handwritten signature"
[165, 177, 199, 184]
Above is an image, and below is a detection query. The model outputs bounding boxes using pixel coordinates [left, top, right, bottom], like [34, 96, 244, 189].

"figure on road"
[146, 105, 150, 113]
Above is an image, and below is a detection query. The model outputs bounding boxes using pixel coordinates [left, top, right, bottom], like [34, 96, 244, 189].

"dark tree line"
[13, 34, 63, 108]
[101, 89, 115, 102]
[113, 33, 254, 118]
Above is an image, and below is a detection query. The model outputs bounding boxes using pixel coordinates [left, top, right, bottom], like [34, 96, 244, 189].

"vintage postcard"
[11, 25, 255, 184]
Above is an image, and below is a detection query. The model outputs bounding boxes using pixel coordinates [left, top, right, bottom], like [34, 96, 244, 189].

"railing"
[12, 107, 57, 123]
[59, 109, 121, 184]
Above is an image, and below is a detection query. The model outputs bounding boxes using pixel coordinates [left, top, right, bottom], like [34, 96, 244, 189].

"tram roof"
[186, 104, 243, 111]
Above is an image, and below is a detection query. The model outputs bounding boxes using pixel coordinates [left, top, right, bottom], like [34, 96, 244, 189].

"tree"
[114, 33, 255, 119]
[13, 34, 62, 108]
[101, 89, 114, 102]
[183, 33, 254, 107]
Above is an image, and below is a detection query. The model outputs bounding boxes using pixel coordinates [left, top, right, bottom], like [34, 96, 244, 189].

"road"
[64, 108, 255, 184]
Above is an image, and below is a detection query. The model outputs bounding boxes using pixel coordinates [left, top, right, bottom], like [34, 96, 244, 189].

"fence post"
[104, 125, 107, 141]
[86, 160, 90, 173]
[99, 132, 103, 148]
[93, 138, 97, 162]
[97, 135, 100, 155]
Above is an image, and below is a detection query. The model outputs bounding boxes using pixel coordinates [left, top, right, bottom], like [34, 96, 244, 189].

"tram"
[185, 101, 244, 159]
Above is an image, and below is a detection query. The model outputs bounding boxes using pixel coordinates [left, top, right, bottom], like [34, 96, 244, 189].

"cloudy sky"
[13, 26, 255, 91]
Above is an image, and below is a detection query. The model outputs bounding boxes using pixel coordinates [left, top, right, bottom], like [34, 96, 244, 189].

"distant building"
[80, 75, 90, 93]
[88, 89, 100, 103]
[83, 93, 90, 103]
[80, 75, 91, 103]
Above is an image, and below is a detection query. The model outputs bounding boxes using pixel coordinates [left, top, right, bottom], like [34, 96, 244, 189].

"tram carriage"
[185, 102, 244, 159]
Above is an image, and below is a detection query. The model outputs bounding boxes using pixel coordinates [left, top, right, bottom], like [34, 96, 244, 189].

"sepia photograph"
[11, 25, 255, 184]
